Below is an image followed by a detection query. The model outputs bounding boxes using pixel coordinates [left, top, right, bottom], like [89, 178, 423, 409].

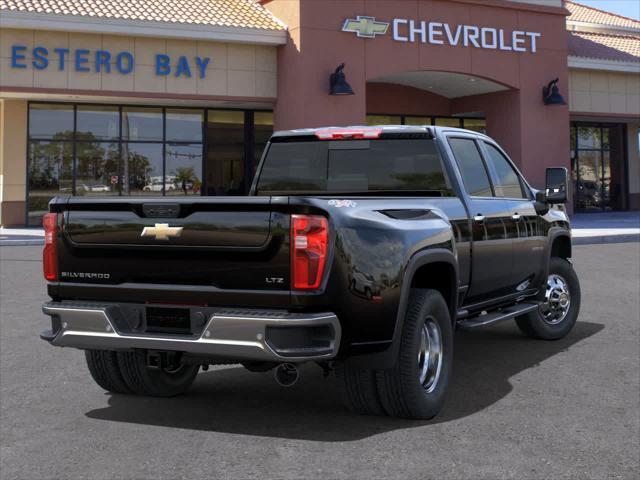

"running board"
[457, 302, 539, 330]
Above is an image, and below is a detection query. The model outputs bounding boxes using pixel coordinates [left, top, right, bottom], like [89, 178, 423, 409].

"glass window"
[122, 143, 164, 196]
[462, 118, 486, 134]
[27, 140, 73, 225]
[76, 106, 119, 141]
[577, 126, 601, 149]
[257, 139, 452, 195]
[404, 117, 431, 126]
[205, 110, 245, 195]
[435, 118, 462, 128]
[366, 115, 402, 126]
[76, 142, 120, 196]
[448, 138, 493, 197]
[29, 104, 74, 140]
[483, 143, 526, 199]
[254, 111, 273, 174]
[165, 144, 203, 196]
[122, 107, 163, 141]
[166, 109, 203, 142]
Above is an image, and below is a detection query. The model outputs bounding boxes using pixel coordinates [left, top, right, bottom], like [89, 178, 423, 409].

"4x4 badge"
[342, 16, 389, 38]
[141, 223, 183, 241]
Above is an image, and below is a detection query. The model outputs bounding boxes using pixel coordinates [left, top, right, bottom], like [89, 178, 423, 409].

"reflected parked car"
[143, 180, 176, 192]
[78, 184, 111, 193]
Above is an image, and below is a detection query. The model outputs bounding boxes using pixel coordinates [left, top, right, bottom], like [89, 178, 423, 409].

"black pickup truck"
[40, 125, 580, 419]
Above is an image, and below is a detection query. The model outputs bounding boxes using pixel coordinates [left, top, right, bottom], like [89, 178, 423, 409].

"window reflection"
[166, 109, 203, 142]
[434, 118, 462, 128]
[206, 110, 245, 195]
[76, 142, 120, 195]
[366, 115, 402, 125]
[122, 107, 162, 141]
[166, 144, 203, 196]
[76, 106, 119, 140]
[27, 140, 73, 225]
[253, 111, 273, 174]
[122, 143, 164, 196]
[28, 104, 74, 140]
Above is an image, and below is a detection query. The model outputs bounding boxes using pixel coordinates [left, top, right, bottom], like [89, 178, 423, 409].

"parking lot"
[1, 243, 638, 480]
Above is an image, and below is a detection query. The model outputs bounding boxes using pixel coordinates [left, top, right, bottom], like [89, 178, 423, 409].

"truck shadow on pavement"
[86, 321, 603, 441]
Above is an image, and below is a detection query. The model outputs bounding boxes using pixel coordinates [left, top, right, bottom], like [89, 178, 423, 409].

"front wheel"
[516, 257, 581, 340]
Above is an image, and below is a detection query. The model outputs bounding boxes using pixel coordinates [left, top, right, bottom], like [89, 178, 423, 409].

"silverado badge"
[140, 223, 184, 241]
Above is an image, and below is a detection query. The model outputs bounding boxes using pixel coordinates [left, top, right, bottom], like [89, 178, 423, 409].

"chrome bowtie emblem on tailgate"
[140, 223, 183, 240]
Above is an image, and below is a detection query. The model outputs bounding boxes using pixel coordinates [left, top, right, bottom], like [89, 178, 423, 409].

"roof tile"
[566, 1, 640, 30]
[0, 0, 286, 30]
[568, 30, 640, 62]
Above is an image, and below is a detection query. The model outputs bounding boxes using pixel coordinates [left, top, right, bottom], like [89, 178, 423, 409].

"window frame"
[445, 135, 497, 200]
[479, 140, 531, 201]
[25, 101, 274, 225]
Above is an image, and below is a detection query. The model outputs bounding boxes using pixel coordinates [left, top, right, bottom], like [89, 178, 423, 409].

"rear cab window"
[255, 137, 454, 196]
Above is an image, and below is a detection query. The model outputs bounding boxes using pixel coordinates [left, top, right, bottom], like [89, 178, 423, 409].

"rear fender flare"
[347, 248, 458, 370]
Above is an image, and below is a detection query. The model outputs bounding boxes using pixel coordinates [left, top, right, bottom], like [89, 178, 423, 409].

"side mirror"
[545, 167, 568, 204]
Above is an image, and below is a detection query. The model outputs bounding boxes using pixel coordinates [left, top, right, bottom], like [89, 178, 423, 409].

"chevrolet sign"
[342, 16, 541, 53]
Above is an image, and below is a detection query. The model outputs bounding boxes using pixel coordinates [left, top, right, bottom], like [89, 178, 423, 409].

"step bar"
[457, 302, 539, 330]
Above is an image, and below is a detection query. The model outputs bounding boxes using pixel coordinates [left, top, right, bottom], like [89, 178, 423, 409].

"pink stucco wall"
[264, 0, 571, 190]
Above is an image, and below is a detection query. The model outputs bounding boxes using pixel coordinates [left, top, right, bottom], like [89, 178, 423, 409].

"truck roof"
[271, 125, 491, 140]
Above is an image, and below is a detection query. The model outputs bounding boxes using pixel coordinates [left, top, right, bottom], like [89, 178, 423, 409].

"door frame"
[571, 121, 629, 212]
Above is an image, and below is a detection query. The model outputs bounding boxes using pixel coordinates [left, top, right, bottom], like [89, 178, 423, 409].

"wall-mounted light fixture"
[329, 63, 354, 95]
[543, 78, 567, 106]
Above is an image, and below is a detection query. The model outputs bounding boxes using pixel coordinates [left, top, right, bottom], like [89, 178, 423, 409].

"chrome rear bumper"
[41, 301, 341, 363]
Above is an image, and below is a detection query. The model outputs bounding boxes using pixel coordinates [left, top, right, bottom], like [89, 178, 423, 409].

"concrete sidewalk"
[2, 212, 639, 246]
[0, 227, 44, 246]
[571, 212, 640, 245]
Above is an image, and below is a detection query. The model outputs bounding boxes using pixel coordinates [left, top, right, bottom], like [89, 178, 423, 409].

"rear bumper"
[41, 301, 341, 363]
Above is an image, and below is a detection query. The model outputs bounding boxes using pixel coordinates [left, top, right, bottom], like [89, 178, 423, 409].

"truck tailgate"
[53, 197, 291, 295]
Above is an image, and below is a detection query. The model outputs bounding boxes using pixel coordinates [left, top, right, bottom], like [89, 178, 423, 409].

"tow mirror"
[545, 167, 568, 204]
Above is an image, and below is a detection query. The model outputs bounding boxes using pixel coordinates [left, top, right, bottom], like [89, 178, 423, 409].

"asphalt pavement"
[0, 243, 638, 480]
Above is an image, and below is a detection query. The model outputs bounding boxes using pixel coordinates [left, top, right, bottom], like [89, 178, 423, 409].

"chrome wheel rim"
[540, 273, 571, 325]
[418, 317, 443, 393]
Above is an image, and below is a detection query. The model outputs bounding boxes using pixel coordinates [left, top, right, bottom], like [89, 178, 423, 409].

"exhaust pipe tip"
[274, 363, 300, 387]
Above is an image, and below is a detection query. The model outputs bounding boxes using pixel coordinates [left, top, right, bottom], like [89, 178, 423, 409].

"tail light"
[291, 214, 328, 290]
[42, 213, 58, 281]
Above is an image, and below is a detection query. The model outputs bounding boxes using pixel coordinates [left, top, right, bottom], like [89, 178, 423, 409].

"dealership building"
[0, 0, 638, 226]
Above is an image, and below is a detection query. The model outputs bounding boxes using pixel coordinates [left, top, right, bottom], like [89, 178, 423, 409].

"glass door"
[571, 123, 627, 212]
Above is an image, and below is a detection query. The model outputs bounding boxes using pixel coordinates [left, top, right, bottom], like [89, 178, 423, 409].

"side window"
[448, 138, 493, 197]
[483, 143, 527, 199]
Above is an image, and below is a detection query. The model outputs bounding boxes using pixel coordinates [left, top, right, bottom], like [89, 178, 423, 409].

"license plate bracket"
[145, 307, 191, 335]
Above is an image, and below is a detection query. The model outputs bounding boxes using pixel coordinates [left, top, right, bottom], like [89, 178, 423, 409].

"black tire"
[335, 362, 386, 416]
[376, 289, 453, 419]
[117, 350, 198, 397]
[337, 289, 453, 420]
[84, 350, 132, 394]
[516, 257, 581, 340]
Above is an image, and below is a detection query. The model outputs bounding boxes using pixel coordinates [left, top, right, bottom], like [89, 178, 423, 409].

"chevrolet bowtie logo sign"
[342, 16, 389, 38]
[141, 223, 183, 241]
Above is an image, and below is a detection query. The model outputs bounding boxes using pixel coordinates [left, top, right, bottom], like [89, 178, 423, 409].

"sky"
[576, 0, 640, 20]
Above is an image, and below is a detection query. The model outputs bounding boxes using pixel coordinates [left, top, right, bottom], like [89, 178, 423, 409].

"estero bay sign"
[342, 15, 542, 53]
[9, 45, 211, 78]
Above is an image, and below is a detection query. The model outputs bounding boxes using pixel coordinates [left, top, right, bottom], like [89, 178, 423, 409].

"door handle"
[512, 213, 521, 220]
[473, 214, 485, 223]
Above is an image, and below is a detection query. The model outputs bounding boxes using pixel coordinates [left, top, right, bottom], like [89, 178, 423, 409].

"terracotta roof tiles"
[0, 0, 286, 30]
[566, 1, 640, 30]
[568, 30, 640, 62]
